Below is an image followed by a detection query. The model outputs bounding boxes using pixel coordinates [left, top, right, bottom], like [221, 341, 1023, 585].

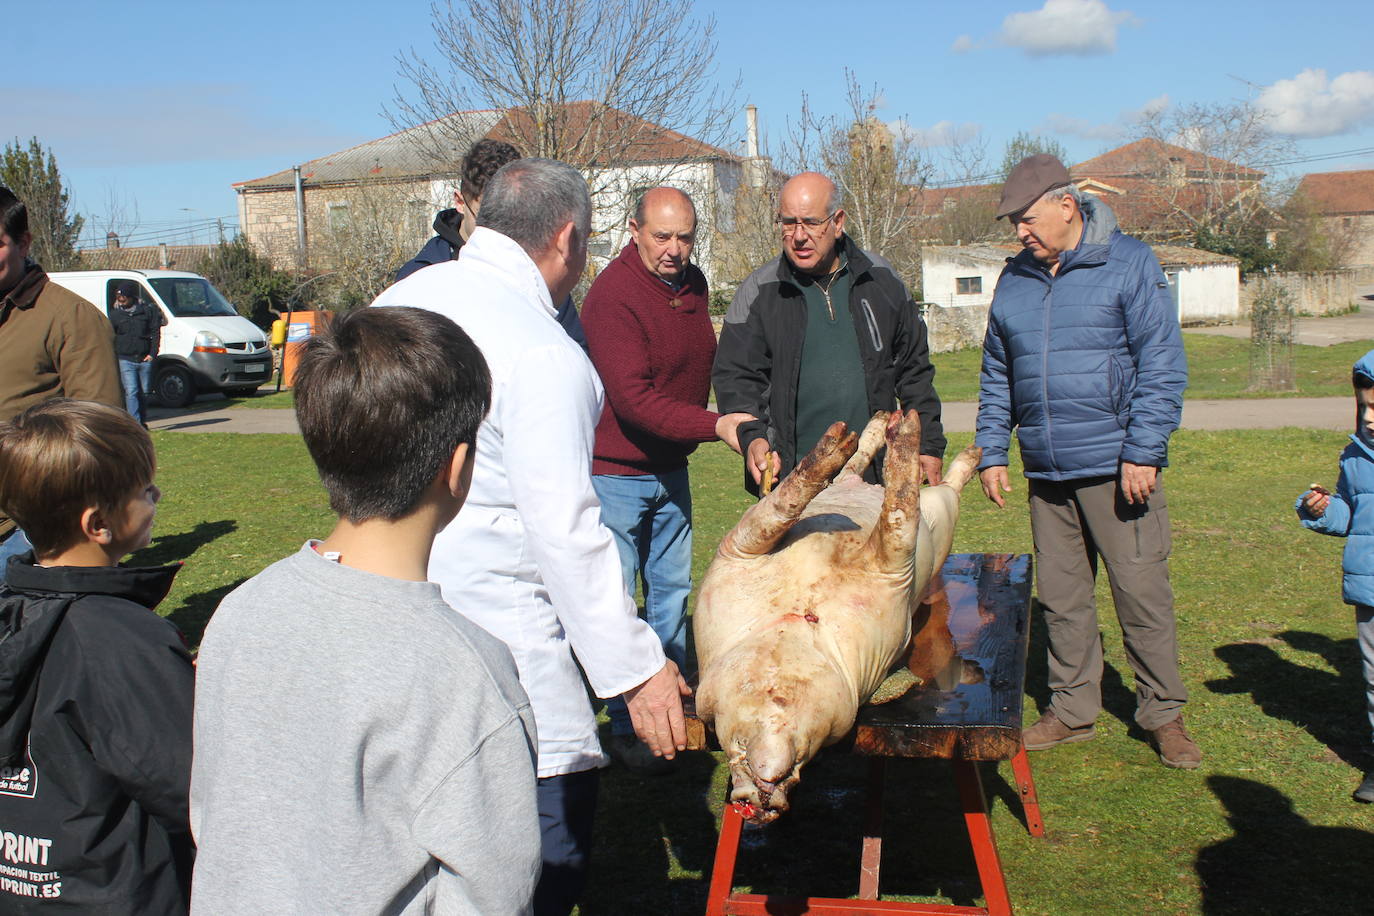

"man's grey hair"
[476, 158, 592, 256]
[1039, 183, 1085, 207]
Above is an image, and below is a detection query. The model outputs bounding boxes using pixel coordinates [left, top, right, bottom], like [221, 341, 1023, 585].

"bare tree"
[309, 181, 425, 311]
[1125, 100, 1295, 255]
[779, 72, 936, 289]
[390, 0, 738, 208]
[78, 186, 141, 269]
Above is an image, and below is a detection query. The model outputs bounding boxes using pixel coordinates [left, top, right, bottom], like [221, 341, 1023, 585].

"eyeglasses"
[775, 212, 837, 236]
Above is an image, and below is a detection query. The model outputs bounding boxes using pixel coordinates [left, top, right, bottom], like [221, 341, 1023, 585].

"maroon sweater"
[583, 242, 720, 475]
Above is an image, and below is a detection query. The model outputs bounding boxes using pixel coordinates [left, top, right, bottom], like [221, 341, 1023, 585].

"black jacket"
[395, 210, 590, 353]
[712, 237, 945, 492]
[0, 557, 193, 914]
[108, 300, 163, 361]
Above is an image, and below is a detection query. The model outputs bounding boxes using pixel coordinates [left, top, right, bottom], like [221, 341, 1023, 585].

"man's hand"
[747, 438, 781, 486]
[714, 413, 755, 455]
[920, 455, 944, 487]
[1119, 462, 1159, 505]
[1302, 484, 1331, 518]
[980, 466, 1011, 507]
[621, 659, 692, 759]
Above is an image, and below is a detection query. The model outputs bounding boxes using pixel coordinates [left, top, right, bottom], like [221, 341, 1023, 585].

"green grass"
[141, 429, 1373, 914]
[223, 388, 295, 409]
[931, 334, 1374, 402]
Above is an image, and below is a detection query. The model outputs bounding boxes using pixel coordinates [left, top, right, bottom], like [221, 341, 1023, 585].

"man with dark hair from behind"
[191, 307, 542, 914]
[395, 138, 587, 350]
[0, 185, 122, 577]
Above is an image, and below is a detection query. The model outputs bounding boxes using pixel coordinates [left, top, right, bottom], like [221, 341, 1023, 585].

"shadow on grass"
[1196, 775, 1374, 914]
[1207, 631, 1371, 769]
[130, 519, 237, 568]
[579, 743, 722, 914]
[165, 579, 246, 649]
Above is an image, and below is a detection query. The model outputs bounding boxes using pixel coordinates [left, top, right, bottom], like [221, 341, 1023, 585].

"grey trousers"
[1028, 475, 1188, 731]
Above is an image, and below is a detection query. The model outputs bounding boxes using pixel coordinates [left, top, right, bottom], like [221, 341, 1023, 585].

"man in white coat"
[372, 158, 689, 916]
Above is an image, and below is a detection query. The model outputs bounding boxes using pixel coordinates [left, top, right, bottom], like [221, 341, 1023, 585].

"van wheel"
[154, 366, 196, 408]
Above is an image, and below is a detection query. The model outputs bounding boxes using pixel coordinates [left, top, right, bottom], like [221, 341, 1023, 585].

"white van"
[47, 270, 272, 407]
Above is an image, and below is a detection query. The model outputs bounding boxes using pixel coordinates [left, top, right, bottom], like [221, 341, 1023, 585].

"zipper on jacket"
[860, 298, 883, 352]
[1040, 279, 1057, 470]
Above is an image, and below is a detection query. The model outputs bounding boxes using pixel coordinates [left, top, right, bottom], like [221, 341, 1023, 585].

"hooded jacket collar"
[4, 557, 181, 608]
[1008, 195, 1121, 277]
[462, 227, 557, 318]
[432, 207, 465, 250]
[0, 559, 180, 763]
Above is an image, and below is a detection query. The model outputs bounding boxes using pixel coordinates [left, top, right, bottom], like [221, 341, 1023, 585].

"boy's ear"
[80, 507, 114, 546]
[445, 442, 474, 501]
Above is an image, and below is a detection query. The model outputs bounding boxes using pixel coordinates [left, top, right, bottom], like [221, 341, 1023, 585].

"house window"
[956, 276, 982, 295]
[327, 202, 350, 232]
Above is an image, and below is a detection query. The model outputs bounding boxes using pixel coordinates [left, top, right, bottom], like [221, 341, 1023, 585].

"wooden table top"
[684, 553, 1034, 762]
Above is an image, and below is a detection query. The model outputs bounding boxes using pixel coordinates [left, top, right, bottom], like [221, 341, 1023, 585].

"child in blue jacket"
[1297, 348, 1374, 803]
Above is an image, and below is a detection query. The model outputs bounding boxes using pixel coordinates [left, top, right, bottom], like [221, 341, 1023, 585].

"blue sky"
[7, 0, 1373, 248]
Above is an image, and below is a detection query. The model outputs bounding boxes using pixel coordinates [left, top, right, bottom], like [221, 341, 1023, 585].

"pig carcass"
[693, 410, 981, 824]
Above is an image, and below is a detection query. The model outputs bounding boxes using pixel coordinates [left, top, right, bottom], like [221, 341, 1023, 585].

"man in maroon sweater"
[582, 187, 751, 774]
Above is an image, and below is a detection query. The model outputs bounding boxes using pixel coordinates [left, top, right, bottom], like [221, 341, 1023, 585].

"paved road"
[149, 394, 1357, 436]
[150, 303, 1373, 436]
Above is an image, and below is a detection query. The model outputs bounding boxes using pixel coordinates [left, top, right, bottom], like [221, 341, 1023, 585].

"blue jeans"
[119, 358, 153, 423]
[592, 469, 693, 736]
[0, 528, 32, 583]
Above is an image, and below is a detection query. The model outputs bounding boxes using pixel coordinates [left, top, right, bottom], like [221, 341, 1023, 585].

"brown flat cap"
[996, 153, 1072, 219]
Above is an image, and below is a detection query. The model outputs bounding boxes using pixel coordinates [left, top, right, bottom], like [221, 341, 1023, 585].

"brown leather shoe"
[1151, 715, 1202, 769]
[1022, 709, 1096, 750]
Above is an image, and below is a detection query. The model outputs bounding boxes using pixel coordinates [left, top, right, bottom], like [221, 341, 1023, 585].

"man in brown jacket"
[0, 186, 121, 572]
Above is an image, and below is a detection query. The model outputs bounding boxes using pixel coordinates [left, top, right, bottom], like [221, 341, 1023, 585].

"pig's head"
[697, 634, 857, 825]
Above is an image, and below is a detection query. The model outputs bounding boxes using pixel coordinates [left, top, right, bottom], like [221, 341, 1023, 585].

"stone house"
[233, 102, 744, 287]
[1292, 169, 1374, 268]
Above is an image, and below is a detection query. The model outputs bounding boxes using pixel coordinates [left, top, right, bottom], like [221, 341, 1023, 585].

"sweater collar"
[615, 242, 703, 301]
[774, 235, 871, 292]
[3, 556, 181, 610]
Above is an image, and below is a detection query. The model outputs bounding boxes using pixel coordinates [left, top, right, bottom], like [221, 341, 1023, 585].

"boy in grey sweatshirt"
[190, 307, 540, 915]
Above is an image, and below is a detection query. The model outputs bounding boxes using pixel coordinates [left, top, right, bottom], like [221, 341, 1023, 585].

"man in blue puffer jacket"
[976, 154, 1197, 768]
[1295, 350, 1374, 802]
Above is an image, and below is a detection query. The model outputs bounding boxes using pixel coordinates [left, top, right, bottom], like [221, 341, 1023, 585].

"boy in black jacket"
[0, 398, 193, 913]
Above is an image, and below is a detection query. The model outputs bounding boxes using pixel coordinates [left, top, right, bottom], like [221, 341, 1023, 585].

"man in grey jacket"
[976, 154, 1197, 769]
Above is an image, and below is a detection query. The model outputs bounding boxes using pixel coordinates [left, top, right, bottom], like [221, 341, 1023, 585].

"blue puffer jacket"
[1296, 351, 1374, 607]
[975, 197, 1188, 480]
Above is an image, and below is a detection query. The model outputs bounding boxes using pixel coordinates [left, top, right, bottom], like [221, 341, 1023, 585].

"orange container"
[280, 310, 334, 388]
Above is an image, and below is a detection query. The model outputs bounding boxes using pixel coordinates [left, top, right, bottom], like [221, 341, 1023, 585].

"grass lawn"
[142, 427, 1372, 914]
[930, 334, 1374, 402]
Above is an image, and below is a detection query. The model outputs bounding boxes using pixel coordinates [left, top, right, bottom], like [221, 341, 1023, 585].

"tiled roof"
[1294, 169, 1374, 215]
[235, 102, 737, 191]
[75, 244, 218, 271]
[1072, 138, 1263, 181]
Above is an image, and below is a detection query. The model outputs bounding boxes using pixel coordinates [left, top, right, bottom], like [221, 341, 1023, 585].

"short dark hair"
[477, 158, 591, 257]
[293, 307, 491, 522]
[462, 139, 522, 202]
[0, 187, 27, 242]
[1354, 366, 1374, 390]
[0, 399, 155, 558]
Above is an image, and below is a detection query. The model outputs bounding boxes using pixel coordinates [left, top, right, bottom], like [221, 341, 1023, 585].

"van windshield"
[147, 278, 238, 318]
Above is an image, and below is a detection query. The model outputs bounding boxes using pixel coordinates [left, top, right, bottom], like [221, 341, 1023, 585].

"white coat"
[372, 228, 665, 777]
